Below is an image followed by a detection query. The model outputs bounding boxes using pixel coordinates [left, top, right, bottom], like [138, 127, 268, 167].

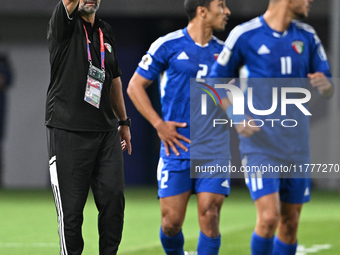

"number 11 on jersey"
[281, 56, 292, 75]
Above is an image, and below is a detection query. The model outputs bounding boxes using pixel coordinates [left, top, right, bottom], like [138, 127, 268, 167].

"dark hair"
[184, 0, 214, 21]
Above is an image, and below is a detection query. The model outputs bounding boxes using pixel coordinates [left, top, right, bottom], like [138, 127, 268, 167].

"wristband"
[118, 117, 131, 127]
[226, 105, 247, 123]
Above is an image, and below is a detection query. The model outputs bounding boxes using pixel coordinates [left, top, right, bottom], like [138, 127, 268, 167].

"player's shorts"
[157, 157, 231, 198]
[242, 153, 311, 204]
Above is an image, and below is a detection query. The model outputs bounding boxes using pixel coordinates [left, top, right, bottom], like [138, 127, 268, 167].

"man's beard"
[79, 1, 100, 15]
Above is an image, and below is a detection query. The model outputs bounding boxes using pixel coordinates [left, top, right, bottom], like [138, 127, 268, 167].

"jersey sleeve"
[48, 0, 78, 43]
[103, 23, 122, 79]
[135, 37, 169, 81]
[309, 32, 332, 78]
[209, 26, 246, 100]
[209, 26, 245, 79]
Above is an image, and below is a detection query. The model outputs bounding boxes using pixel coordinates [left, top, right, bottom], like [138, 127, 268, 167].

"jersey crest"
[292, 40, 305, 54]
[104, 43, 112, 53]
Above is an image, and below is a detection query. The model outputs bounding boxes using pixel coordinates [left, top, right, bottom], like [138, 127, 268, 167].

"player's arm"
[62, 0, 79, 15]
[110, 77, 132, 155]
[308, 32, 334, 99]
[48, 0, 78, 42]
[127, 72, 190, 156]
[220, 97, 260, 138]
[308, 72, 334, 98]
[216, 78, 260, 138]
[234, 117, 261, 138]
[211, 27, 260, 137]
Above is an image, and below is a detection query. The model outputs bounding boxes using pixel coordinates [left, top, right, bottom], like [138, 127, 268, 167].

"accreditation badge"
[84, 65, 105, 109]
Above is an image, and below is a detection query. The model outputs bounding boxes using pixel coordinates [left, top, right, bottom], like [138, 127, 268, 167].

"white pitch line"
[0, 243, 59, 248]
[296, 244, 332, 255]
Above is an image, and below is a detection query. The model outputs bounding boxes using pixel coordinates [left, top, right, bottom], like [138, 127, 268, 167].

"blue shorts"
[157, 157, 231, 198]
[242, 153, 311, 204]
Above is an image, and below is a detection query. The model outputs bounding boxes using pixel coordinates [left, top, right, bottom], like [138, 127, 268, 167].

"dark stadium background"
[0, 0, 339, 189]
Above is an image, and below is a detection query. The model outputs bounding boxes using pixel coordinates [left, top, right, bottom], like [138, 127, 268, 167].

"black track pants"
[47, 127, 125, 255]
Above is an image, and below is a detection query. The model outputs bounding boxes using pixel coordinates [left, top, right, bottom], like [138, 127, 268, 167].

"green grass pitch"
[0, 186, 339, 254]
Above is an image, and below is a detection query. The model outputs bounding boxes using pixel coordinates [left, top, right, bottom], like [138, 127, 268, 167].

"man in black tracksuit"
[46, 1, 132, 254]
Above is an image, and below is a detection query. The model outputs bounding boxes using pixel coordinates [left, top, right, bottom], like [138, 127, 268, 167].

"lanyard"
[83, 24, 105, 70]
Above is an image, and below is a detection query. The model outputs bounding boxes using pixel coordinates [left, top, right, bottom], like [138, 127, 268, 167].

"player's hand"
[118, 125, 132, 155]
[235, 117, 261, 138]
[308, 72, 333, 98]
[154, 120, 191, 156]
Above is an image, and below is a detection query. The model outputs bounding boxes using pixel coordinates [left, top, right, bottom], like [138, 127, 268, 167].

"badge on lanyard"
[85, 65, 105, 108]
[83, 24, 106, 109]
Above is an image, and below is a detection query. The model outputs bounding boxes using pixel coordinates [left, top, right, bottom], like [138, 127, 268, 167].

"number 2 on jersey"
[196, 64, 208, 79]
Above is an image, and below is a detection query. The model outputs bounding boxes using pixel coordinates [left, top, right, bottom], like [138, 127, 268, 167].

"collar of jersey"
[259, 15, 292, 39]
[183, 27, 209, 48]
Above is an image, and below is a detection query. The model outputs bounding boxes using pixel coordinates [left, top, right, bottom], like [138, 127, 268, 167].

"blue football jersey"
[210, 16, 332, 159]
[136, 27, 231, 160]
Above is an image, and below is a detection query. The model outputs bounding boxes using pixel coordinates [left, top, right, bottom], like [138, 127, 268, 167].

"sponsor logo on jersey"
[292, 40, 304, 54]
[104, 43, 112, 53]
[177, 51, 189, 60]
[304, 187, 310, 196]
[221, 179, 230, 188]
[214, 53, 219, 60]
[257, 44, 271, 55]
